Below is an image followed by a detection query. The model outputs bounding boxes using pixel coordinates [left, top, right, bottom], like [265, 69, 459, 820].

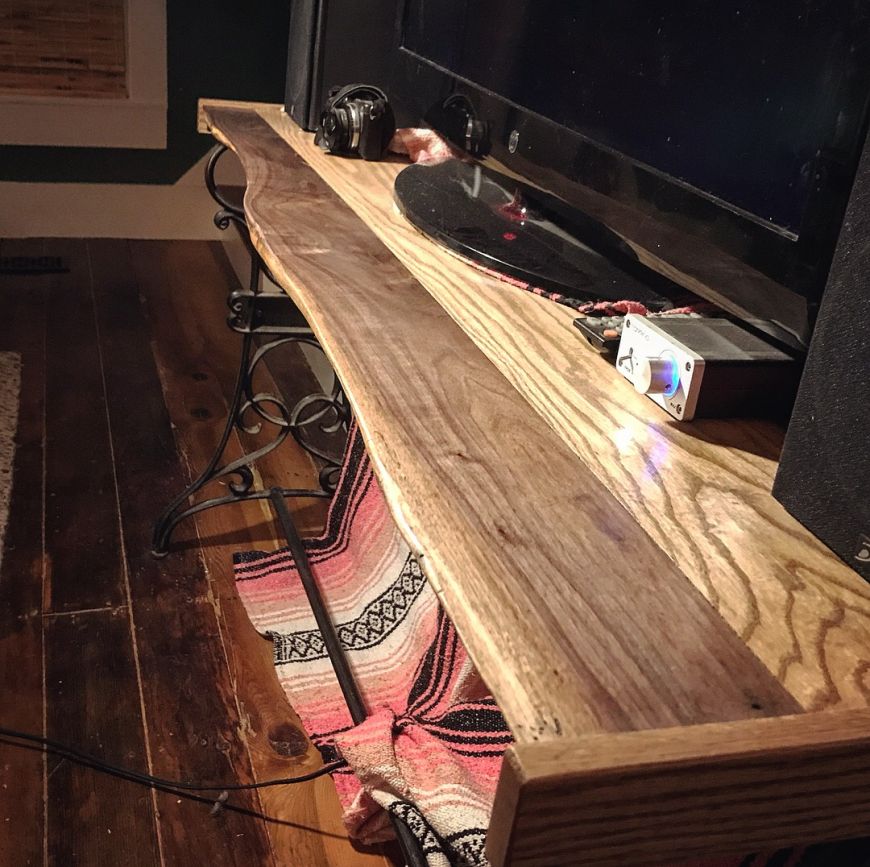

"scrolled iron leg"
[151, 331, 253, 557]
[151, 143, 423, 866]
[151, 143, 349, 557]
[151, 328, 350, 557]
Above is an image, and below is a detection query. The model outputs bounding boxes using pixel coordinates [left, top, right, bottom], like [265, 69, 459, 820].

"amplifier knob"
[633, 355, 680, 396]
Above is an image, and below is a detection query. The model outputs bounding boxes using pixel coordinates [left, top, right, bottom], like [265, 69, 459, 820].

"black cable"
[0, 725, 345, 792]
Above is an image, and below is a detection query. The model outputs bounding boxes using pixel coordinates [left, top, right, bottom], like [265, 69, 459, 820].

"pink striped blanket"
[233, 426, 870, 866]
[234, 428, 512, 865]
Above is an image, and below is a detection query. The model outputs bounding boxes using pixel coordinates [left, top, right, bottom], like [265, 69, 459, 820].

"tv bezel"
[386, 4, 870, 351]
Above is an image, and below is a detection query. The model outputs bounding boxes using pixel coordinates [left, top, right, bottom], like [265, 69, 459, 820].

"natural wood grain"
[200, 104, 802, 748]
[488, 709, 870, 866]
[220, 102, 870, 718]
[40, 239, 160, 864]
[0, 237, 389, 866]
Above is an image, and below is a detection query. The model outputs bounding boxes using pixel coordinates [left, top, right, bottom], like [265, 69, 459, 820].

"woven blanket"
[234, 427, 513, 866]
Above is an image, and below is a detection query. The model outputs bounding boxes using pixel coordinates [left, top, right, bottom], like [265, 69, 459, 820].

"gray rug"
[0, 352, 21, 571]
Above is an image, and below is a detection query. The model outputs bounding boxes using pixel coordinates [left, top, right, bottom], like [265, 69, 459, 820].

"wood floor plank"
[129, 238, 393, 866]
[43, 238, 125, 612]
[0, 238, 48, 867]
[44, 607, 159, 867]
[37, 239, 159, 865]
[90, 238, 277, 867]
[0, 236, 391, 867]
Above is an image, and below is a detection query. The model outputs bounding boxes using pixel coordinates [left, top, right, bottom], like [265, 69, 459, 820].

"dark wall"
[0, 1, 290, 184]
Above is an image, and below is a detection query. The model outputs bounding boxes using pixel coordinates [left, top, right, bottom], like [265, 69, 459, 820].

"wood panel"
[125, 239, 391, 867]
[36, 238, 160, 864]
[0, 239, 48, 867]
[0, 236, 390, 866]
[200, 105, 802, 746]
[488, 710, 870, 866]
[215, 102, 870, 718]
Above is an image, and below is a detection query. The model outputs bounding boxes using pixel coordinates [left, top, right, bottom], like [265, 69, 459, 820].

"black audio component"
[774, 130, 870, 581]
[284, 0, 396, 132]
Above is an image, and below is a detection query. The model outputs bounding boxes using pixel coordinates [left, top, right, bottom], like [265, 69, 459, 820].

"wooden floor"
[0, 238, 396, 867]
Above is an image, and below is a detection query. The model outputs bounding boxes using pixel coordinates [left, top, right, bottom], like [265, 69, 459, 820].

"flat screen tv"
[386, 0, 870, 350]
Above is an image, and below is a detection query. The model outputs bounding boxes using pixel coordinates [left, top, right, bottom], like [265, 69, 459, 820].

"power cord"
[0, 724, 345, 815]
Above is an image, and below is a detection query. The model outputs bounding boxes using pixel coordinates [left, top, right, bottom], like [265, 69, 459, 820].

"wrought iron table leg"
[150, 330, 253, 556]
[151, 142, 349, 557]
[150, 326, 350, 556]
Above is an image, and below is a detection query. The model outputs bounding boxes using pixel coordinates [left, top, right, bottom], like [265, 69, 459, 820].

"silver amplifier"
[615, 315, 799, 421]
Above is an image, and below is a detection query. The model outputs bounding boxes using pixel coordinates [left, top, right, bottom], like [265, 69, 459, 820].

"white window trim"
[0, 0, 167, 149]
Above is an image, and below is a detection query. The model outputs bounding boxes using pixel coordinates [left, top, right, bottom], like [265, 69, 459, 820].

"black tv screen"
[404, 1, 867, 235]
[396, 0, 870, 347]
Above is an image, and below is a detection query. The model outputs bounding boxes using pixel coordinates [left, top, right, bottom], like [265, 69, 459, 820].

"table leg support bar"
[268, 490, 428, 867]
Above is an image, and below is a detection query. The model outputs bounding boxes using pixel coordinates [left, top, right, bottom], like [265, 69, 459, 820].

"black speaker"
[284, 0, 397, 131]
[773, 132, 870, 581]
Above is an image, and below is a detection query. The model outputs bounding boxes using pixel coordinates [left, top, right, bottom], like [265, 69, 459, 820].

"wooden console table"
[198, 99, 870, 866]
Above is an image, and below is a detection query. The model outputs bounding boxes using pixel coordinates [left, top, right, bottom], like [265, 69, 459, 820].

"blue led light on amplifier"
[662, 353, 680, 398]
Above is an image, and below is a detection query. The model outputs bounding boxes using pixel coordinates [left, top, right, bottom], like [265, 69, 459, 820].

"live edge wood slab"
[198, 100, 870, 865]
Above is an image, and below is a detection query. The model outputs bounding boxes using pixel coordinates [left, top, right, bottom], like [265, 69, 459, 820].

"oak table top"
[197, 99, 870, 865]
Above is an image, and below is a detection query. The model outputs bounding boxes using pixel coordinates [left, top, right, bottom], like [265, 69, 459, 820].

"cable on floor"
[0, 724, 346, 823]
